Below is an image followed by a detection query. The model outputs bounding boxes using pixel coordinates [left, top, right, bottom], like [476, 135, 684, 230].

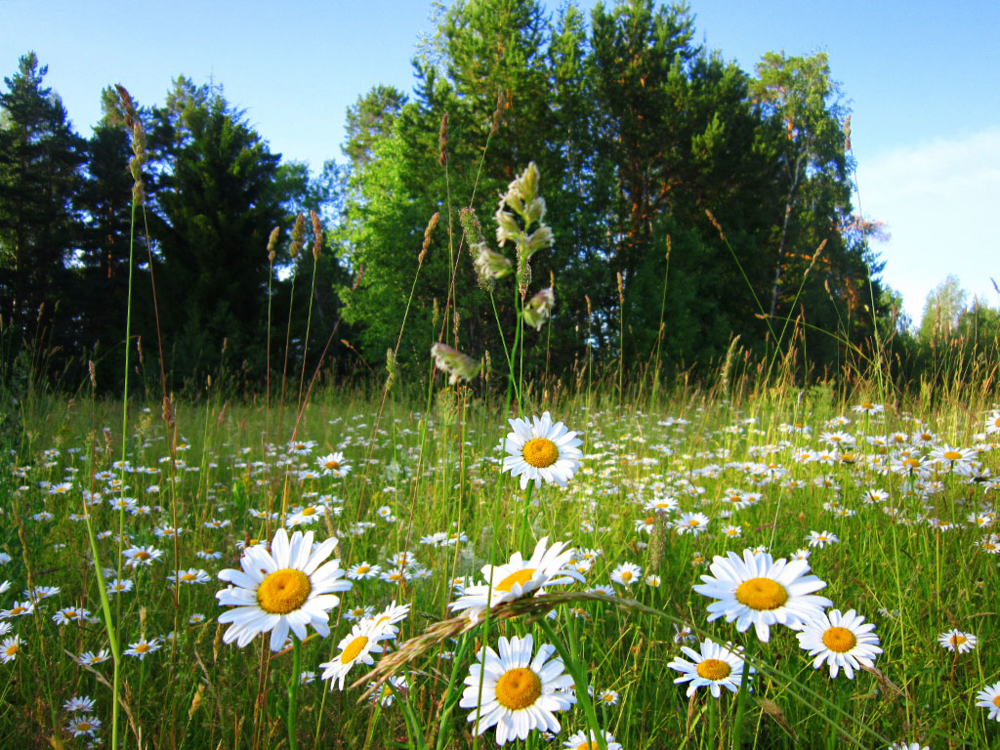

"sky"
[3, 0, 998, 325]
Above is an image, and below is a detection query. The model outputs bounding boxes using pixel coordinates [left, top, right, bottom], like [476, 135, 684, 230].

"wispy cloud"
[857, 129, 1000, 325]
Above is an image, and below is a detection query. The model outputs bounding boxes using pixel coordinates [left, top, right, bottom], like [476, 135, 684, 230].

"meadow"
[2, 366, 999, 749]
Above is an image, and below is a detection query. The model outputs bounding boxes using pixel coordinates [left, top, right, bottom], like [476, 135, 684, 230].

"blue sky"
[3, 0, 998, 324]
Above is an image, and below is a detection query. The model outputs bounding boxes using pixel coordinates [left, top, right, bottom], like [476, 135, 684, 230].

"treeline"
[1, 0, 928, 398]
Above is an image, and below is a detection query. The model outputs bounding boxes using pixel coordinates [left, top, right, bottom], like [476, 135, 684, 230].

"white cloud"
[856, 129, 1000, 326]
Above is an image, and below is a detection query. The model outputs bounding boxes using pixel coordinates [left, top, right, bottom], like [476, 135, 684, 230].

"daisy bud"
[522, 287, 555, 331]
[430, 343, 482, 385]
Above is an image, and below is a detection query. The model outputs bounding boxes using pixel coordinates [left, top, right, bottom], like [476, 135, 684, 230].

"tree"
[148, 81, 288, 381]
[919, 274, 967, 344]
[343, 85, 407, 170]
[751, 52, 850, 321]
[0, 52, 86, 352]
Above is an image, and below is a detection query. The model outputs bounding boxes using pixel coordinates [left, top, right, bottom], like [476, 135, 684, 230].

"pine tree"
[0, 52, 86, 355]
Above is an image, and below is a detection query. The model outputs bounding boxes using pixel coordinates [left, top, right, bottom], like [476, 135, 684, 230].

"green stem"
[288, 636, 302, 750]
[536, 617, 607, 750]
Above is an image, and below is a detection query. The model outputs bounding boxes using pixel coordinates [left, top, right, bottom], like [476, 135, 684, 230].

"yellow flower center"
[522, 438, 559, 468]
[302, 507, 316, 516]
[356, 565, 370, 575]
[77, 722, 92, 731]
[257, 569, 311, 614]
[181, 573, 197, 581]
[735, 578, 788, 611]
[5, 644, 18, 656]
[135, 643, 150, 653]
[950, 634, 966, 646]
[496, 568, 536, 593]
[494, 667, 541, 711]
[135, 551, 150, 560]
[688, 519, 700, 526]
[326, 460, 340, 470]
[903, 458, 920, 469]
[645, 516, 656, 525]
[340, 635, 369, 664]
[66, 610, 77, 618]
[204, 548, 215, 554]
[822, 626, 857, 653]
[696, 658, 732, 680]
[943, 450, 961, 461]
[994, 695, 1000, 709]
[620, 571, 633, 582]
[920, 433, 932, 441]
[861, 403, 873, 410]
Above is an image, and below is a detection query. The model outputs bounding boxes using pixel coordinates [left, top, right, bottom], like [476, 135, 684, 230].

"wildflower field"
[3, 374, 1000, 750]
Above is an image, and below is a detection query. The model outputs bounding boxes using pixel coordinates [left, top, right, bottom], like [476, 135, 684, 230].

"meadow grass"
[1, 375, 999, 749]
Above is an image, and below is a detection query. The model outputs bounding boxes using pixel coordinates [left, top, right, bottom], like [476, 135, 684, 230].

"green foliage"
[0, 52, 87, 369]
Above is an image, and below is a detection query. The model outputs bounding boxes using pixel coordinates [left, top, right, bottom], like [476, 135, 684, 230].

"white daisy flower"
[215, 528, 351, 651]
[937, 628, 976, 654]
[65, 715, 101, 737]
[975, 680, 1000, 721]
[168, 568, 211, 585]
[796, 609, 882, 679]
[1, 635, 23, 663]
[502, 412, 582, 490]
[459, 634, 575, 745]
[806, 530, 839, 548]
[667, 638, 752, 698]
[319, 618, 381, 690]
[347, 562, 381, 580]
[610, 562, 642, 587]
[449, 537, 582, 622]
[316, 452, 350, 477]
[692, 549, 832, 642]
[563, 729, 622, 750]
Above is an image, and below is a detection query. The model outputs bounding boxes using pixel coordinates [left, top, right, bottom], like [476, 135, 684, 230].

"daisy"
[107, 578, 134, 595]
[930, 444, 976, 469]
[645, 574, 662, 588]
[596, 689, 619, 705]
[667, 638, 752, 698]
[502, 412, 583, 490]
[317, 452, 350, 477]
[215, 527, 351, 651]
[168, 568, 211, 585]
[52, 607, 91, 626]
[449, 537, 582, 621]
[852, 402, 884, 415]
[123, 545, 163, 568]
[986, 410, 1000, 436]
[1, 635, 23, 663]
[459, 634, 576, 746]
[796, 609, 882, 679]
[347, 561, 382, 580]
[65, 715, 101, 738]
[674, 512, 710, 536]
[937, 629, 976, 654]
[610, 562, 642, 588]
[692, 549, 832, 642]
[0, 601, 35, 619]
[76, 649, 111, 666]
[888, 742, 929, 750]
[319, 617, 381, 690]
[975, 680, 1000, 721]
[369, 601, 411, 640]
[124, 636, 161, 660]
[563, 729, 622, 750]
[806, 530, 840, 549]
[63, 696, 97, 713]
